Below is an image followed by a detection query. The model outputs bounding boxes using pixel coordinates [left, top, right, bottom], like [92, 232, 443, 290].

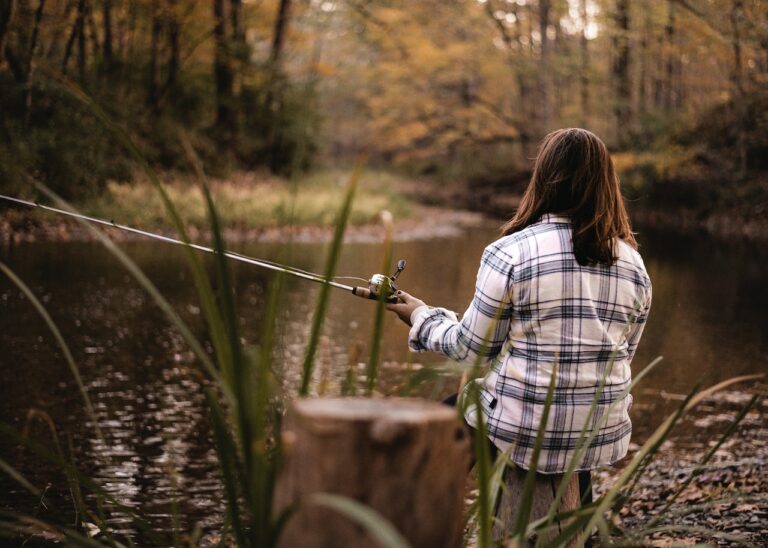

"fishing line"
[0, 193, 405, 302]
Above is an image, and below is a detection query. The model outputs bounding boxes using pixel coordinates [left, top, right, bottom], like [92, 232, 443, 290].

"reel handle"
[352, 286, 399, 304]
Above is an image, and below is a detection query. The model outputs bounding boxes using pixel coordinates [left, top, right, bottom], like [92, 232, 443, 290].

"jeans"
[441, 393, 594, 506]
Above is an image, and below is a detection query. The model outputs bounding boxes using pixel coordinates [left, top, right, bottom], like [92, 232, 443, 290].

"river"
[1, 222, 766, 542]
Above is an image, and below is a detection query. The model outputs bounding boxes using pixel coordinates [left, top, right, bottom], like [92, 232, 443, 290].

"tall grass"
[0, 78, 403, 545]
[365, 210, 394, 396]
[299, 162, 361, 396]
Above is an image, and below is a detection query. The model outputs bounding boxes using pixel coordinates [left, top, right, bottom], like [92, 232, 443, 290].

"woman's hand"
[386, 290, 427, 326]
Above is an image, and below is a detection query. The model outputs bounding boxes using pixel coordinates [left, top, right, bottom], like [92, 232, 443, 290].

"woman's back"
[475, 213, 651, 473]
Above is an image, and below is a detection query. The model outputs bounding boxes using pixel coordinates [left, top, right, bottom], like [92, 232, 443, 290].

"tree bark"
[76, 0, 87, 81]
[148, 1, 161, 111]
[213, 0, 235, 132]
[166, 0, 180, 89]
[275, 398, 470, 548]
[729, 0, 744, 95]
[230, 0, 243, 44]
[579, 0, 589, 127]
[492, 465, 581, 546]
[638, 1, 651, 117]
[270, 0, 291, 66]
[62, 0, 86, 76]
[537, 0, 552, 133]
[612, 0, 631, 148]
[663, 0, 676, 110]
[730, 0, 747, 175]
[102, 0, 113, 68]
[23, 0, 46, 125]
[0, 0, 16, 67]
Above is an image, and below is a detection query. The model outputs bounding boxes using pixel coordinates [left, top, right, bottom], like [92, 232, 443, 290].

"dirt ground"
[594, 381, 767, 546]
[0, 203, 487, 245]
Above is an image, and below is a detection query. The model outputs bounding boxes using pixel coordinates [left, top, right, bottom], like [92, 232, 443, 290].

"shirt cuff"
[410, 305, 429, 325]
[408, 306, 459, 352]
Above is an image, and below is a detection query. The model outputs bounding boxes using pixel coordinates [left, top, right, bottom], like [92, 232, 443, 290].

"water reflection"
[0, 224, 766, 541]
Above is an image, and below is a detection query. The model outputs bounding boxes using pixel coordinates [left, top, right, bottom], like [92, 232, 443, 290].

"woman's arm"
[388, 244, 515, 365]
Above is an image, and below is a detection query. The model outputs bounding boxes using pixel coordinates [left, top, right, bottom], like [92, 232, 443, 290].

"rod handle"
[352, 286, 399, 304]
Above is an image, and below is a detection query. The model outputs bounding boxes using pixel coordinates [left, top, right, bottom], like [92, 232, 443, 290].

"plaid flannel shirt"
[409, 214, 652, 473]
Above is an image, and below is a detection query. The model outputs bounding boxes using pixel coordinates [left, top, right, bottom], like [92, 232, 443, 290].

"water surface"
[1, 223, 766, 541]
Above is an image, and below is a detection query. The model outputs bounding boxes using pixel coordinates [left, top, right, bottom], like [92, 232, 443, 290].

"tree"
[612, 0, 631, 147]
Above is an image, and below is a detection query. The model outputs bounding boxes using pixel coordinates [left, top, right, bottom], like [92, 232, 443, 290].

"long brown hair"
[501, 128, 637, 266]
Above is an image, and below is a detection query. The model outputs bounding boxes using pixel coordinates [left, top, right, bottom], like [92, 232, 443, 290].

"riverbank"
[406, 156, 768, 242]
[594, 380, 767, 546]
[0, 169, 487, 245]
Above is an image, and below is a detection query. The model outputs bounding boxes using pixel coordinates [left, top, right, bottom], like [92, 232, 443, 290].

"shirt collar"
[538, 213, 571, 224]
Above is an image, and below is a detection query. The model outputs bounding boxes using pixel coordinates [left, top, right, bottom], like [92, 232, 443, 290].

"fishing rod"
[0, 194, 406, 303]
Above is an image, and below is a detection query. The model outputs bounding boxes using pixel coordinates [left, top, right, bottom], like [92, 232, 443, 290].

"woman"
[387, 128, 652, 476]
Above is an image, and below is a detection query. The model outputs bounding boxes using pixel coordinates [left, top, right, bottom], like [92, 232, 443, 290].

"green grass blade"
[180, 135, 237, 387]
[366, 211, 394, 396]
[299, 162, 362, 396]
[471, 383, 493, 548]
[206, 390, 247, 548]
[253, 277, 286, 547]
[455, 304, 508, 544]
[308, 493, 411, 548]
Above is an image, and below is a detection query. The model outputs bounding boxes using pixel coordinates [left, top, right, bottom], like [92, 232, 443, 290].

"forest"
[0, 0, 766, 236]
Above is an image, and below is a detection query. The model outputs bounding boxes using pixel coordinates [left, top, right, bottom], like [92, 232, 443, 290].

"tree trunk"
[230, 0, 243, 44]
[148, 1, 161, 112]
[270, 0, 290, 66]
[612, 0, 631, 148]
[579, 0, 589, 127]
[730, 0, 747, 175]
[166, 0, 180, 89]
[213, 0, 235, 132]
[62, 0, 86, 76]
[729, 0, 744, 95]
[492, 465, 581, 546]
[85, 1, 100, 64]
[275, 398, 470, 548]
[663, 0, 676, 110]
[0, 0, 16, 67]
[76, 0, 87, 81]
[102, 0, 113, 68]
[638, 1, 650, 117]
[537, 0, 552, 133]
[23, 0, 46, 125]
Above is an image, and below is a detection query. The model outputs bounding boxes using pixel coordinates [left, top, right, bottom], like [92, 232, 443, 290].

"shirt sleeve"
[408, 243, 515, 364]
[626, 284, 652, 362]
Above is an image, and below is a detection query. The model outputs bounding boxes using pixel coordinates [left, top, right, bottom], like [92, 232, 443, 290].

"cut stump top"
[292, 397, 458, 422]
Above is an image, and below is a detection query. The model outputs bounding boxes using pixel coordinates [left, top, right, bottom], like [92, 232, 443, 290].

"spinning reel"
[351, 260, 406, 303]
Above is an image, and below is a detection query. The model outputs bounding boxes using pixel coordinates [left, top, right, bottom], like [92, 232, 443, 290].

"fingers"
[395, 290, 414, 303]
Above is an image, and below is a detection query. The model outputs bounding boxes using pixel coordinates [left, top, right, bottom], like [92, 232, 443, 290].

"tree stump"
[275, 397, 470, 548]
[492, 465, 581, 547]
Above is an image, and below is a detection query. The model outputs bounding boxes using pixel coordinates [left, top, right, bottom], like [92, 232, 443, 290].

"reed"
[299, 162, 361, 396]
[365, 210, 394, 396]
